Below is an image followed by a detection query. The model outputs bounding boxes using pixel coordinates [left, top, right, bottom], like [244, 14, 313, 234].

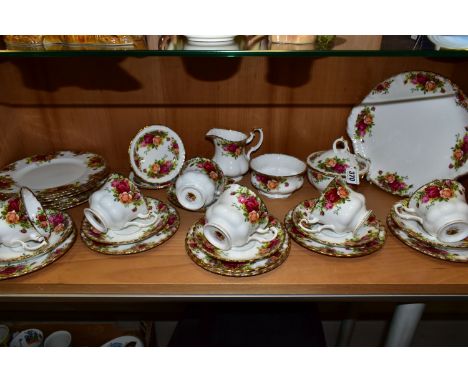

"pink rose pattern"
[404, 72, 446, 94]
[371, 79, 393, 95]
[230, 186, 268, 225]
[314, 180, 350, 215]
[310, 170, 326, 183]
[108, 174, 143, 207]
[218, 138, 244, 159]
[413, 179, 460, 208]
[190, 158, 223, 188]
[254, 172, 288, 192]
[316, 156, 349, 174]
[376, 171, 412, 196]
[0, 175, 13, 190]
[449, 130, 468, 170]
[48, 212, 67, 233]
[146, 158, 177, 179]
[456, 90, 468, 110]
[1, 197, 31, 230]
[87, 155, 105, 169]
[137, 130, 169, 152]
[33, 207, 50, 233]
[354, 106, 375, 140]
[25, 153, 57, 164]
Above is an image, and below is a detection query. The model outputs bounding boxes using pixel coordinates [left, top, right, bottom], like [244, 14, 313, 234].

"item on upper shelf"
[174, 157, 226, 211]
[427, 36, 468, 51]
[204, 184, 278, 251]
[4, 35, 44, 46]
[185, 35, 237, 44]
[306, 137, 370, 191]
[129, 125, 186, 185]
[0, 325, 10, 346]
[0, 151, 109, 210]
[393, 179, 468, 243]
[44, 330, 72, 347]
[95, 35, 135, 46]
[129, 171, 172, 190]
[346, 71, 468, 197]
[249, 153, 306, 199]
[60, 35, 97, 45]
[101, 335, 144, 347]
[84, 173, 158, 233]
[270, 35, 317, 44]
[81, 203, 179, 255]
[206, 127, 263, 181]
[9, 329, 44, 347]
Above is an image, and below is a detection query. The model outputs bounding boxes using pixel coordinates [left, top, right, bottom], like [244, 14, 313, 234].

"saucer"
[80, 204, 179, 255]
[129, 125, 186, 184]
[387, 214, 468, 263]
[129, 171, 172, 190]
[292, 199, 382, 247]
[187, 215, 285, 262]
[0, 210, 74, 264]
[186, 225, 290, 277]
[390, 199, 468, 248]
[0, 227, 76, 280]
[81, 197, 169, 245]
[285, 210, 385, 257]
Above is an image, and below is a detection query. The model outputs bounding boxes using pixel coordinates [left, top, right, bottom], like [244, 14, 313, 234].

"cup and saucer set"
[286, 177, 386, 257]
[388, 179, 468, 262]
[0, 187, 76, 280]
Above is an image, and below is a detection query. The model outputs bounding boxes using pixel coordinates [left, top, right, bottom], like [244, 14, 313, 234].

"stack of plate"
[0, 151, 109, 210]
[285, 199, 386, 258]
[129, 171, 172, 190]
[388, 199, 468, 263]
[185, 215, 290, 277]
[80, 198, 180, 255]
[0, 210, 76, 280]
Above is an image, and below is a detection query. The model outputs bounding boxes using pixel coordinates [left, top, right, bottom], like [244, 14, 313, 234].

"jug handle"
[245, 128, 264, 160]
[245, 35, 267, 50]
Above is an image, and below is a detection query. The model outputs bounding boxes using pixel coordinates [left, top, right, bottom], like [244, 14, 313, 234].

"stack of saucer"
[0, 190, 76, 280]
[388, 179, 468, 262]
[185, 184, 290, 276]
[0, 151, 109, 210]
[285, 178, 386, 257]
[80, 173, 179, 255]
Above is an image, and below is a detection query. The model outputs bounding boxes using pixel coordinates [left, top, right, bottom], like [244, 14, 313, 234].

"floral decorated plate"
[129, 125, 186, 184]
[41, 186, 99, 211]
[129, 171, 172, 190]
[80, 204, 179, 255]
[0, 151, 108, 200]
[187, 215, 285, 262]
[0, 210, 73, 264]
[291, 199, 382, 247]
[285, 210, 385, 257]
[347, 71, 468, 196]
[390, 199, 468, 248]
[186, 224, 290, 277]
[387, 215, 468, 263]
[81, 197, 169, 245]
[427, 36, 468, 51]
[0, 227, 76, 280]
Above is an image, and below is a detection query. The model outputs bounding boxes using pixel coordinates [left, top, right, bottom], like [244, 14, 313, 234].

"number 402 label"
[346, 167, 359, 185]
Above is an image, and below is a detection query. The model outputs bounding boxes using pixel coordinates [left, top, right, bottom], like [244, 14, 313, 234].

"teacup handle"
[10, 238, 47, 251]
[245, 128, 264, 160]
[123, 212, 159, 229]
[393, 203, 423, 224]
[247, 226, 278, 244]
[298, 218, 337, 234]
[332, 137, 351, 154]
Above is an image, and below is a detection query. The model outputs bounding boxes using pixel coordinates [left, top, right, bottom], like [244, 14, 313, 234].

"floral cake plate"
[81, 197, 169, 245]
[390, 199, 468, 249]
[0, 210, 73, 264]
[0, 151, 109, 201]
[187, 215, 285, 262]
[347, 71, 468, 197]
[186, 223, 290, 277]
[0, 227, 76, 280]
[387, 215, 468, 263]
[129, 171, 173, 190]
[291, 199, 382, 247]
[80, 204, 179, 255]
[129, 125, 186, 184]
[285, 210, 385, 258]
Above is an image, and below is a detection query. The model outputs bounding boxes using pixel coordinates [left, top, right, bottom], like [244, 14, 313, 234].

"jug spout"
[205, 128, 248, 143]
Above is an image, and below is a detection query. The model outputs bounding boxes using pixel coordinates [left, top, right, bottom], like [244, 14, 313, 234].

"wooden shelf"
[2, 176, 468, 298]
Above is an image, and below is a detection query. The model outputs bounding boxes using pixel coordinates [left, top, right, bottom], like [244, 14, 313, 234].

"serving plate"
[347, 71, 468, 197]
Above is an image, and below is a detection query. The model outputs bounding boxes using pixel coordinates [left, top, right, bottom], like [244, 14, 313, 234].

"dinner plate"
[0, 151, 108, 200]
[427, 35, 468, 51]
[129, 125, 186, 184]
[347, 71, 468, 197]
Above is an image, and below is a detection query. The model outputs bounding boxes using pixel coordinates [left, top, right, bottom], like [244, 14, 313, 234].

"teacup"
[44, 330, 72, 347]
[394, 179, 468, 243]
[20, 187, 51, 240]
[175, 157, 224, 210]
[9, 328, 43, 347]
[204, 184, 278, 250]
[84, 173, 157, 233]
[299, 177, 371, 236]
[0, 197, 47, 250]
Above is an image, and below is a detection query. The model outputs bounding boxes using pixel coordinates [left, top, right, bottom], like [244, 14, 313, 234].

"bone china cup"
[20, 187, 51, 240]
[204, 184, 278, 251]
[84, 173, 156, 233]
[250, 153, 306, 199]
[394, 179, 468, 243]
[299, 177, 371, 236]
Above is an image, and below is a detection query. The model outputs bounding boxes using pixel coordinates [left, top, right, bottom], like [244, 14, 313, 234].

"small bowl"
[101, 335, 144, 347]
[9, 328, 43, 347]
[250, 154, 306, 199]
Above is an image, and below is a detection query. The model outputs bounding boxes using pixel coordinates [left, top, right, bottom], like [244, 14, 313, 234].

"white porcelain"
[0, 197, 46, 251]
[185, 35, 237, 43]
[394, 179, 468, 243]
[175, 157, 225, 211]
[206, 128, 263, 181]
[204, 184, 277, 251]
[129, 125, 185, 184]
[101, 335, 144, 347]
[9, 329, 43, 347]
[299, 178, 371, 236]
[0, 324, 10, 346]
[84, 173, 156, 233]
[20, 187, 50, 240]
[307, 168, 335, 192]
[184, 41, 239, 51]
[347, 71, 468, 196]
[249, 153, 306, 199]
[428, 36, 468, 50]
[44, 330, 72, 347]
